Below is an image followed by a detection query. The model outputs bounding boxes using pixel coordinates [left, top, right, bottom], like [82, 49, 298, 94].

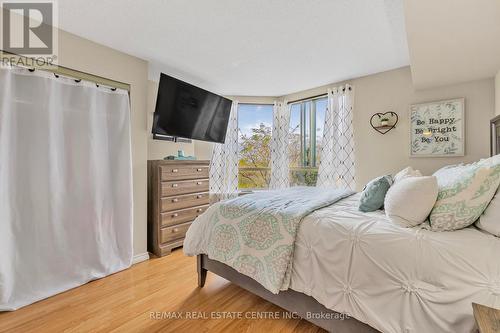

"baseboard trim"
[132, 252, 150, 265]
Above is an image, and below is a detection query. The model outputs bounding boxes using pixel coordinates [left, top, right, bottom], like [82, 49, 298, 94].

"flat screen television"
[152, 73, 233, 144]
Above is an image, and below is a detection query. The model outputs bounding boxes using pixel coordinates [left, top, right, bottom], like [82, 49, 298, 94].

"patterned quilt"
[185, 187, 354, 293]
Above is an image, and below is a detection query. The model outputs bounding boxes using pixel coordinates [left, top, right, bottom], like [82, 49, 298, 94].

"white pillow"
[385, 176, 438, 227]
[476, 190, 500, 236]
[393, 166, 422, 183]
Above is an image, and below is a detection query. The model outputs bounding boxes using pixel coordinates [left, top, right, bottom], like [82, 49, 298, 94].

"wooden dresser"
[148, 160, 210, 256]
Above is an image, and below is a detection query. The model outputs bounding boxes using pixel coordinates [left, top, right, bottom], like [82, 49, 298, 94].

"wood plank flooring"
[0, 249, 325, 333]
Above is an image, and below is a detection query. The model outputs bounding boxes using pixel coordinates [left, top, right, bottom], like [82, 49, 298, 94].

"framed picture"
[409, 98, 465, 157]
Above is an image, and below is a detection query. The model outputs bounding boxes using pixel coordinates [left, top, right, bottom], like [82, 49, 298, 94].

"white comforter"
[184, 193, 500, 333]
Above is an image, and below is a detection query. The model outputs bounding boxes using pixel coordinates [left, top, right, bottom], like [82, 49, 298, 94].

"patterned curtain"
[209, 101, 239, 201]
[269, 101, 291, 189]
[317, 85, 356, 190]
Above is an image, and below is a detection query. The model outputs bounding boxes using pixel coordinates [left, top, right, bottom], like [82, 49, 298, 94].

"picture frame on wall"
[409, 98, 465, 157]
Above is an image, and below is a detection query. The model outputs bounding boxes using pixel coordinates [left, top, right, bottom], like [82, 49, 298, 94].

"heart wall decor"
[370, 112, 398, 134]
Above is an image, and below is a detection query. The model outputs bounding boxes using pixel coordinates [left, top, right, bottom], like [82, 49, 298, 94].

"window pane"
[238, 104, 273, 189]
[304, 102, 311, 167]
[288, 98, 327, 187]
[289, 104, 301, 168]
[315, 98, 327, 166]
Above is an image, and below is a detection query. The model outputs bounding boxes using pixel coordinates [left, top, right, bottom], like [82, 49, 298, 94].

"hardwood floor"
[0, 249, 325, 333]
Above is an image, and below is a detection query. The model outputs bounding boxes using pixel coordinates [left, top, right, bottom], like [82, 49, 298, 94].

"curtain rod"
[287, 86, 352, 105]
[0, 51, 130, 91]
[238, 102, 274, 106]
[288, 93, 327, 105]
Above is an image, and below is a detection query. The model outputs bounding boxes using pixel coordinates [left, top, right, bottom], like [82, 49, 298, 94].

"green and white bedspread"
[183, 187, 354, 293]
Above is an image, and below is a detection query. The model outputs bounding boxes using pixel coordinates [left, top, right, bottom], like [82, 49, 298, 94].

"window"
[237, 99, 326, 189]
[289, 97, 327, 186]
[238, 104, 273, 189]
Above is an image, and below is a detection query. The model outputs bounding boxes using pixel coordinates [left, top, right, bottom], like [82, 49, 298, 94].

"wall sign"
[409, 98, 465, 157]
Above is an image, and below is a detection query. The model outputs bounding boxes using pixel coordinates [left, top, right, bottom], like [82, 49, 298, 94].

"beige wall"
[57, 30, 149, 257]
[496, 70, 500, 116]
[283, 67, 495, 190]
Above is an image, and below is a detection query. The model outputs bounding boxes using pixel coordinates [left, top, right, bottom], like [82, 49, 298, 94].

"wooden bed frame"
[197, 254, 379, 333]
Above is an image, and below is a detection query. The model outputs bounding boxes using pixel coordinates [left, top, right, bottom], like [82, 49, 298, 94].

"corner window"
[237, 99, 326, 189]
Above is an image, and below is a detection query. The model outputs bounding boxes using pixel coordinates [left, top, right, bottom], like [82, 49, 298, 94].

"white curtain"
[209, 101, 239, 201]
[269, 101, 291, 189]
[0, 66, 133, 310]
[317, 85, 355, 190]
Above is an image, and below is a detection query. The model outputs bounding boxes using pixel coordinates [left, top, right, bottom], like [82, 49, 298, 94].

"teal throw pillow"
[359, 175, 393, 212]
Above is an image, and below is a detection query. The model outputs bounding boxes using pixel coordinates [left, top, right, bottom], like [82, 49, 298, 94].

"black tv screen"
[152, 73, 233, 144]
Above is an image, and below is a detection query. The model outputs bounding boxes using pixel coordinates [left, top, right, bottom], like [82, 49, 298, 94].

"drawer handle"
[172, 213, 179, 218]
[196, 194, 203, 199]
[172, 228, 179, 233]
[196, 181, 202, 185]
[196, 168, 202, 172]
[172, 183, 178, 188]
[172, 169, 178, 173]
[172, 198, 179, 203]
[197, 208, 203, 213]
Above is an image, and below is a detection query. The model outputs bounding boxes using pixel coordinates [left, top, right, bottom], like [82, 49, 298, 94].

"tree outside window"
[238, 104, 273, 189]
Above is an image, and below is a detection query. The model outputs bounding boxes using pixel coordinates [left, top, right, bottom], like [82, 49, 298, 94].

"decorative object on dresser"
[472, 303, 500, 333]
[148, 160, 210, 256]
[409, 98, 465, 157]
[164, 149, 196, 160]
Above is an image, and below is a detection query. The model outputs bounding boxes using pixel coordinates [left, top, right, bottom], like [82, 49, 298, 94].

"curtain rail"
[238, 102, 274, 106]
[0, 51, 130, 91]
[287, 93, 327, 105]
[287, 86, 352, 105]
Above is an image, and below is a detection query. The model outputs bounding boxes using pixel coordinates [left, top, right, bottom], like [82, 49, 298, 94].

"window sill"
[237, 189, 267, 195]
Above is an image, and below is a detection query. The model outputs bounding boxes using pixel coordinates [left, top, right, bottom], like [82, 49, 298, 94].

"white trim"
[132, 252, 150, 265]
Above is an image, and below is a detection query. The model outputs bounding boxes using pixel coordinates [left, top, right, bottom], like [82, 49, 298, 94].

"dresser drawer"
[160, 205, 209, 227]
[160, 222, 192, 244]
[160, 165, 209, 181]
[161, 192, 209, 212]
[161, 179, 209, 196]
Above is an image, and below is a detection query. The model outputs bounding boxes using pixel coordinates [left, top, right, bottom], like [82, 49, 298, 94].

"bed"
[185, 190, 500, 332]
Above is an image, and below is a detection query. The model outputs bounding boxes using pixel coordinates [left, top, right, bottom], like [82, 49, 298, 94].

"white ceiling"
[57, 0, 410, 96]
[404, 0, 500, 89]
